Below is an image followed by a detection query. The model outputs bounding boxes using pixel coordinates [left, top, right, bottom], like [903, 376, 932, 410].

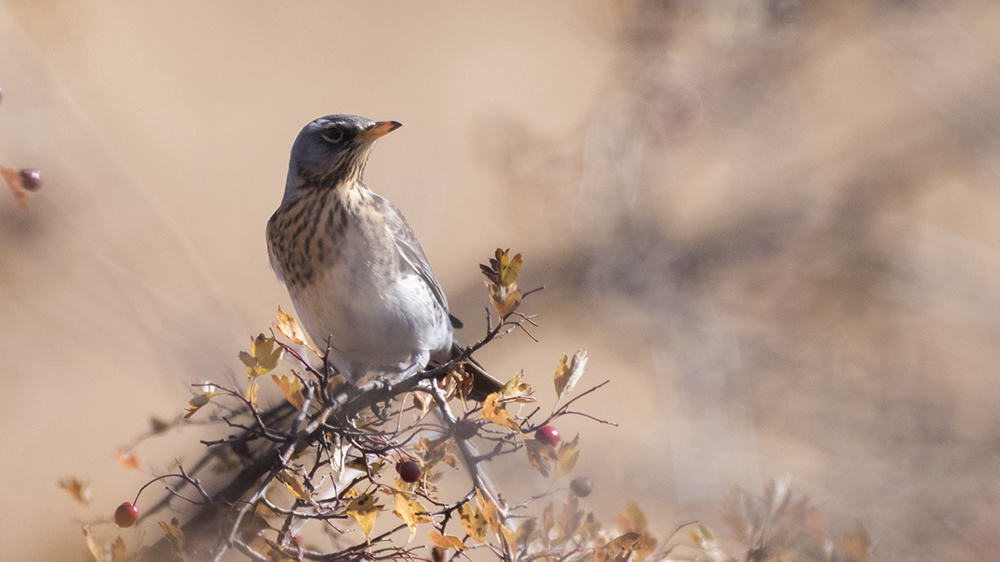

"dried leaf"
[116, 449, 140, 471]
[525, 439, 558, 477]
[460, 502, 488, 542]
[482, 249, 524, 317]
[514, 516, 539, 545]
[393, 492, 431, 536]
[271, 373, 305, 409]
[58, 477, 92, 505]
[158, 518, 186, 553]
[276, 470, 311, 501]
[841, 525, 871, 562]
[476, 488, 501, 535]
[345, 493, 381, 542]
[688, 526, 725, 562]
[275, 306, 310, 347]
[428, 531, 467, 551]
[719, 485, 750, 541]
[496, 372, 534, 404]
[481, 393, 522, 433]
[553, 350, 588, 400]
[555, 434, 580, 479]
[111, 537, 127, 562]
[241, 334, 283, 382]
[556, 494, 582, 542]
[1, 166, 31, 211]
[184, 391, 214, 419]
[499, 524, 518, 559]
[82, 525, 103, 561]
[616, 501, 648, 534]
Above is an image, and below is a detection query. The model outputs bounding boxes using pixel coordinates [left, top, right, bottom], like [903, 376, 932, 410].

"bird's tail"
[449, 341, 504, 401]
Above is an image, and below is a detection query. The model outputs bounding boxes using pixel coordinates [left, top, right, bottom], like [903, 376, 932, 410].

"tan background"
[2, 1, 1000, 560]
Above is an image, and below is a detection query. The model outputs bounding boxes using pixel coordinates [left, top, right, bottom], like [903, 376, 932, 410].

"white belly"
[289, 260, 454, 382]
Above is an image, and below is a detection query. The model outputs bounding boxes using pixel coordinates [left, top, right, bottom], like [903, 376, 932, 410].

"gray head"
[282, 114, 401, 204]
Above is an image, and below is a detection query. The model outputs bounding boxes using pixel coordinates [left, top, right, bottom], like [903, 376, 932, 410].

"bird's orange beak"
[360, 120, 402, 142]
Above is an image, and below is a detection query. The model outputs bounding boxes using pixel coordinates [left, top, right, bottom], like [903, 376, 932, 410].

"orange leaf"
[116, 449, 140, 471]
[428, 530, 467, 551]
[58, 477, 92, 505]
[271, 373, 305, 409]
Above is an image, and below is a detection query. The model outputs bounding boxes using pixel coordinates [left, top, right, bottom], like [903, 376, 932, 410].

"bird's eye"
[321, 128, 344, 144]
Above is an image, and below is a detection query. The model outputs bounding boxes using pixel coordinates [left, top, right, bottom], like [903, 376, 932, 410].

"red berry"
[453, 419, 478, 440]
[397, 460, 422, 483]
[114, 501, 139, 528]
[18, 168, 41, 191]
[570, 476, 593, 497]
[534, 425, 560, 448]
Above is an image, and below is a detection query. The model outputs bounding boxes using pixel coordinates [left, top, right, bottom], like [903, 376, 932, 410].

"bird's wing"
[381, 198, 451, 315]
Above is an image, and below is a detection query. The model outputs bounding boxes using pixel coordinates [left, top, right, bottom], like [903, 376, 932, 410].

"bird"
[266, 114, 502, 399]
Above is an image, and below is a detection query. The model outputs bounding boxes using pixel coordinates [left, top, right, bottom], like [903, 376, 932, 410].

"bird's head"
[283, 114, 401, 203]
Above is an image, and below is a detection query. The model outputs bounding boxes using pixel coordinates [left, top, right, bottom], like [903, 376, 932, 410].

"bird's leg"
[386, 351, 430, 388]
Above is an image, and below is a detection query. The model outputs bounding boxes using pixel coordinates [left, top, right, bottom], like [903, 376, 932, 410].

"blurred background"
[2, 1, 999, 560]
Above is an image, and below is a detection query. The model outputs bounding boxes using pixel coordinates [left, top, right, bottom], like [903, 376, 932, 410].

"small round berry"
[570, 476, 593, 497]
[534, 425, 560, 448]
[397, 460, 422, 483]
[114, 501, 139, 528]
[18, 169, 41, 191]
[453, 419, 478, 440]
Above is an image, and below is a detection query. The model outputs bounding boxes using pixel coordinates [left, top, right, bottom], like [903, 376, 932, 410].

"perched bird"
[266, 114, 501, 398]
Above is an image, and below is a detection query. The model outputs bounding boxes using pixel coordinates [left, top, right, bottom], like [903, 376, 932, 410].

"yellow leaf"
[459, 502, 488, 543]
[428, 530, 467, 551]
[116, 449, 140, 471]
[252, 334, 283, 373]
[393, 492, 431, 536]
[111, 537, 127, 562]
[688, 526, 725, 562]
[499, 524, 518, 559]
[184, 392, 214, 419]
[555, 434, 580, 479]
[481, 393, 522, 433]
[553, 350, 588, 400]
[345, 493, 381, 542]
[500, 251, 523, 286]
[487, 282, 522, 317]
[276, 470, 311, 501]
[158, 518, 186, 552]
[525, 439, 558, 477]
[246, 378, 260, 410]
[496, 372, 534, 403]
[616, 501, 648, 534]
[238, 350, 259, 376]
[476, 488, 501, 535]
[275, 306, 310, 347]
[514, 516, 539, 545]
[271, 373, 305, 409]
[82, 525, 103, 561]
[58, 477, 92, 505]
